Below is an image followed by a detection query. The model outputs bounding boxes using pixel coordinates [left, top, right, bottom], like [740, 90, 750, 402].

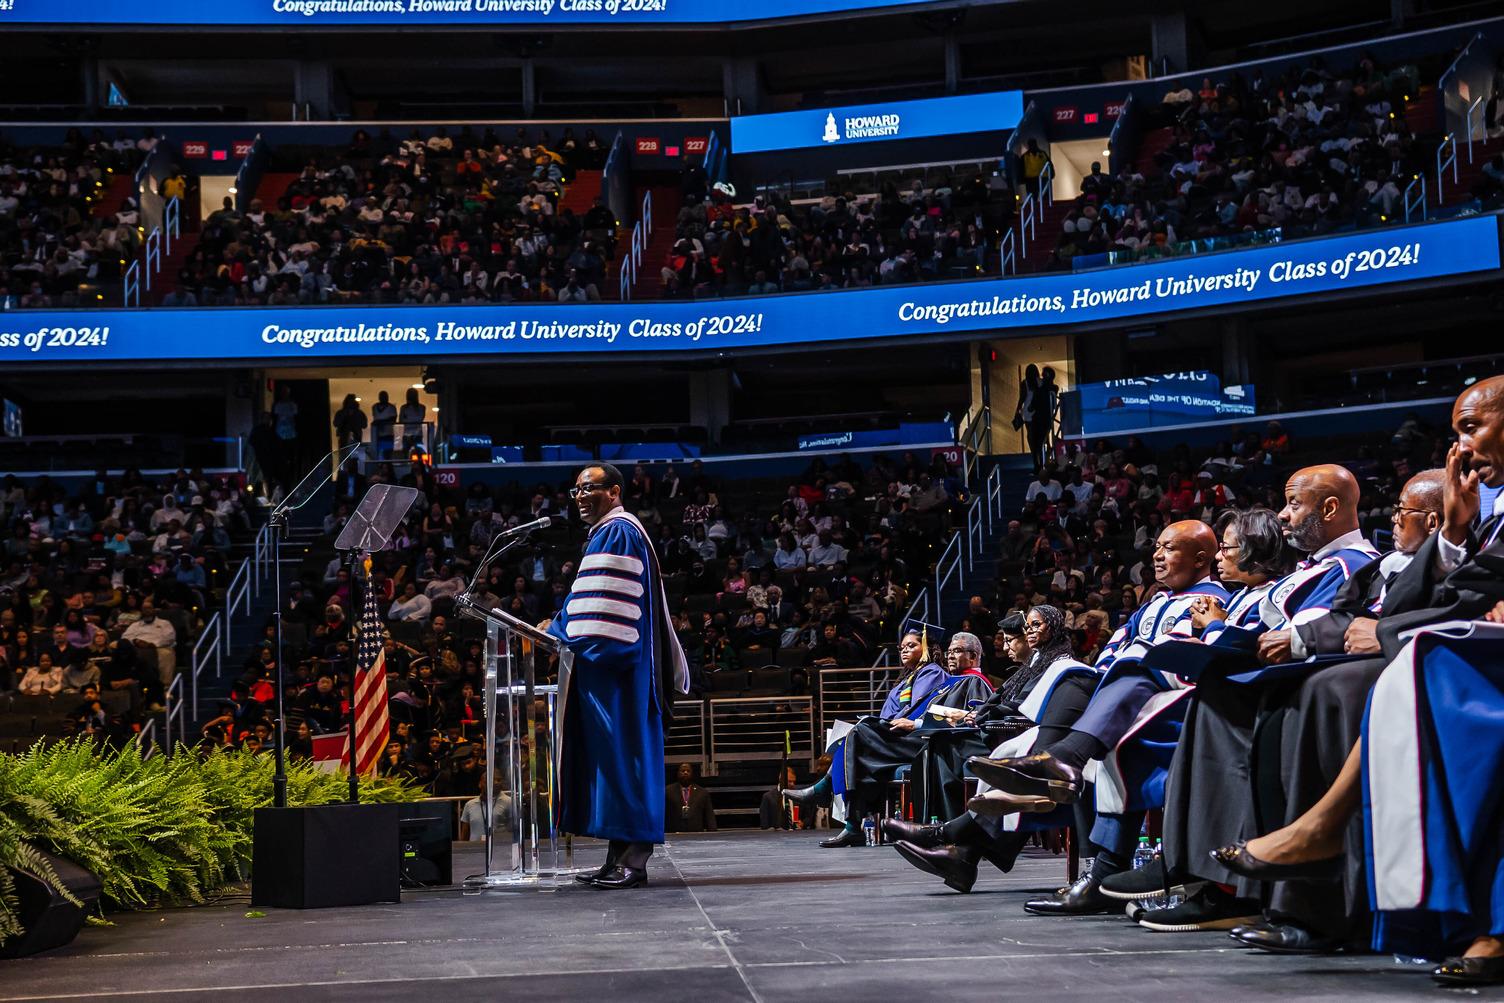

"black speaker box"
[251, 803, 402, 909]
[397, 805, 453, 887]
[1, 852, 102, 958]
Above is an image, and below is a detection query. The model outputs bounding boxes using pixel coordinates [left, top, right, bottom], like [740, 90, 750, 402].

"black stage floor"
[2, 831, 1490, 1001]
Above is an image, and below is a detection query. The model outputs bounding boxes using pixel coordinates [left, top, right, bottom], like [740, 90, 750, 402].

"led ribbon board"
[2, 216, 1497, 365]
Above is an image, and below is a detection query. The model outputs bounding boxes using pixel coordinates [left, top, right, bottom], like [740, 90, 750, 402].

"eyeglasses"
[1392, 505, 1430, 519]
[568, 483, 610, 499]
[1023, 621, 1046, 632]
[1217, 543, 1242, 555]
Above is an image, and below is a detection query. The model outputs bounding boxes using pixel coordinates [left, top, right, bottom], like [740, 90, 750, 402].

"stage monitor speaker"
[0, 851, 101, 958]
[397, 806, 453, 887]
[251, 803, 402, 909]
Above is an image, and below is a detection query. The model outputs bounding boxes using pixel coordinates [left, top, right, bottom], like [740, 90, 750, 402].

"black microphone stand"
[268, 442, 361, 809]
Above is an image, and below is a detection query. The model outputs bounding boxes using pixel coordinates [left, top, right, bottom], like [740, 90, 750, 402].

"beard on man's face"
[1284, 512, 1325, 554]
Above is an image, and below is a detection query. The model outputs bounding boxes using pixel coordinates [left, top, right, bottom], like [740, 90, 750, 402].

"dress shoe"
[590, 865, 648, 889]
[967, 752, 1083, 803]
[1023, 871, 1114, 915]
[1432, 955, 1504, 986]
[575, 860, 616, 884]
[881, 818, 942, 847]
[1228, 919, 1341, 954]
[1209, 840, 1342, 883]
[818, 828, 866, 848]
[966, 789, 1056, 817]
[892, 840, 980, 893]
[783, 782, 833, 811]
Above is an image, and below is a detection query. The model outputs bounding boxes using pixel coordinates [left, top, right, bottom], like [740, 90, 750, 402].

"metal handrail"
[225, 557, 251, 654]
[641, 189, 653, 241]
[934, 531, 963, 604]
[1018, 190, 1035, 258]
[665, 698, 707, 767]
[163, 674, 184, 752]
[999, 226, 1016, 275]
[137, 718, 158, 757]
[1437, 133, 1458, 202]
[900, 586, 931, 634]
[144, 226, 161, 290]
[1467, 95, 1487, 163]
[985, 465, 1003, 535]
[965, 496, 984, 572]
[959, 403, 992, 489]
[165, 195, 180, 257]
[817, 665, 898, 737]
[1437, 30, 1484, 90]
[124, 259, 140, 307]
[1038, 159, 1055, 213]
[190, 613, 223, 720]
[1403, 174, 1427, 223]
[252, 522, 272, 595]
[707, 695, 815, 767]
[619, 267, 631, 301]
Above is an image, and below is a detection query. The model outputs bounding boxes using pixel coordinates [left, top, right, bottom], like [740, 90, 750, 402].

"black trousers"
[606, 839, 654, 870]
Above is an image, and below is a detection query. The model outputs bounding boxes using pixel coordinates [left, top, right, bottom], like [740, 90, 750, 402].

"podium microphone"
[496, 514, 554, 539]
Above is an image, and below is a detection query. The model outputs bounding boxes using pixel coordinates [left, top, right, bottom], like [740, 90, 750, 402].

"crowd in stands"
[173, 127, 619, 308]
[0, 129, 158, 310]
[1046, 55, 1433, 269]
[0, 467, 251, 743]
[663, 171, 1010, 298]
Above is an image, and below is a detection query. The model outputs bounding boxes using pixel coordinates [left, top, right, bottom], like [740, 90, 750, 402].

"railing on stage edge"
[1403, 174, 1427, 223]
[666, 698, 707, 767]
[707, 696, 815, 774]
[817, 665, 898, 739]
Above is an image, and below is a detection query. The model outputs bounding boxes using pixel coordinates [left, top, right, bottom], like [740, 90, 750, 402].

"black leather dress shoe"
[881, 818, 942, 847]
[575, 864, 613, 884]
[1023, 871, 1114, 915]
[967, 752, 1083, 803]
[783, 783, 833, 811]
[1209, 840, 1341, 883]
[819, 828, 866, 848]
[1229, 920, 1342, 954]
[591, 865, 648, 889]
[892, 840, 980, 893]
[1433, 955, 1504, 986]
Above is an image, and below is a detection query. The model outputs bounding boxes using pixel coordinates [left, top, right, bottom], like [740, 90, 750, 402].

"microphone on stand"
[495, 514, 553, 540]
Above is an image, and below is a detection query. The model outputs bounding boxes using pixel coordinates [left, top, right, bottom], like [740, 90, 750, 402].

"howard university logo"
[822, 113, 841, 143]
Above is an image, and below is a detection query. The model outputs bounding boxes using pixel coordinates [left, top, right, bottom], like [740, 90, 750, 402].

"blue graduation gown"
[548, 513, 674, 844]
[880, 661, 948, 720]
[1364, 623, 1504, 959]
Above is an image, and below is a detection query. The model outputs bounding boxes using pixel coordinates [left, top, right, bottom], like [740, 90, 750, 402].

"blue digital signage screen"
[0, 216, 1497, 366]
[1, 0, 943, 25]
[731, 90, 1025, 154]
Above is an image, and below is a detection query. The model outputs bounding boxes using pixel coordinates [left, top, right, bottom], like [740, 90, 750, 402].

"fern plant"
[0, 741, 421, 945]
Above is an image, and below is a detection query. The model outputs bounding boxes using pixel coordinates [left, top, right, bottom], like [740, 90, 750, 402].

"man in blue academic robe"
[548, 463, 689, 890]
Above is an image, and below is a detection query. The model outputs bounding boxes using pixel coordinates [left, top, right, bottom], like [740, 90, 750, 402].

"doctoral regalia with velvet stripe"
[548, 509, 689, 845]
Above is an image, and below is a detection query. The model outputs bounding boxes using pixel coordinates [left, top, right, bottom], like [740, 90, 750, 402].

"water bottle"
[1132, 836, 1154, 870]
[929, 816, 940, 826]
[862, 816, 877, 847]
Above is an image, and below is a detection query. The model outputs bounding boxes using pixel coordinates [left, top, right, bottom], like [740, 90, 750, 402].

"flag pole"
[347, 551, 367, 805]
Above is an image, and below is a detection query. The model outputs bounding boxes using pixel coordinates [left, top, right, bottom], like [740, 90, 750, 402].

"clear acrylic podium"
[454, 596, 577, 888]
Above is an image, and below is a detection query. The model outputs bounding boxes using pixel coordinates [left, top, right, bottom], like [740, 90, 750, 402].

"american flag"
[349, 558, 389, 777]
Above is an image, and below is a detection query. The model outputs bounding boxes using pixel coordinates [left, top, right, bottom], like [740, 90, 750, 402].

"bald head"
[1393, 468, 1445, 554]
[1453, 376, 1504, 488]
[1279, 464, 1361, 554]
[1154, 519, 1217, 592]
